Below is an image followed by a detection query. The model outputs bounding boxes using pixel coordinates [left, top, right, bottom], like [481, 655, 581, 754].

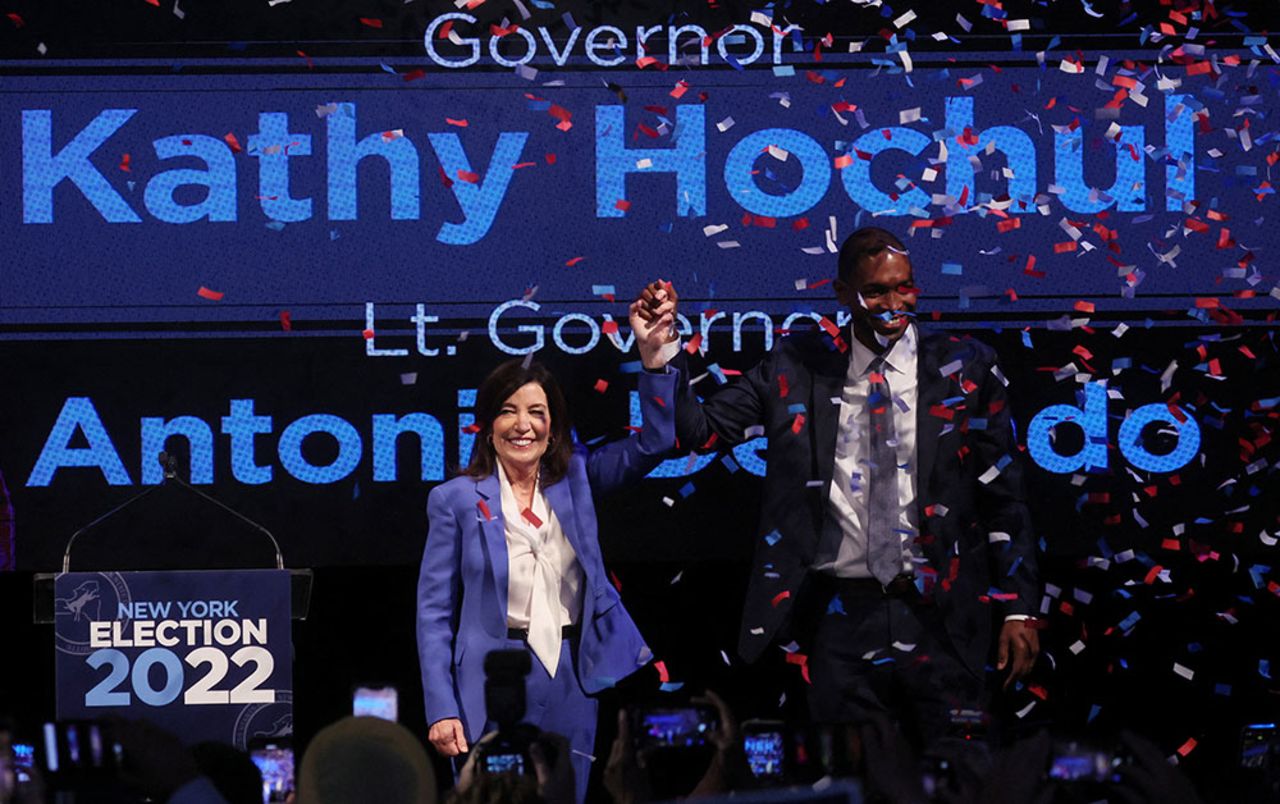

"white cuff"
[658, 337, 682, 365]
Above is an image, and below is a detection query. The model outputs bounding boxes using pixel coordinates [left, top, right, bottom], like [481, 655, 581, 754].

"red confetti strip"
[279, 311, 292, 331]
[119, 153, 131, 172]
[521, 508, 543, 528]
[565, 256, 584, 267]
[223, 133, 242, 153]
[446, 118, 469, 127]
[197, 286, 224, 301]
[654, 660, 670, 683]
[359, 17, 383, 28]
[362, 328, 375, 340]
[772, 590, 791, 607]
[477, 500, 493, 521]
[791, 413, 806, 433]
[593, 379, 609, 393]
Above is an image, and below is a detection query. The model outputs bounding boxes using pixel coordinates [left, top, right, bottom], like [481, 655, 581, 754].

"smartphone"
[13, 741, 35, 785]
[1047, 739, 1126, 783]
[1241, 722, 1277, 769]
[353, 685, 399, 722]
[742, 719, 787, 781]
[633, 706, 717, 750]
[249, 740, 295, 803]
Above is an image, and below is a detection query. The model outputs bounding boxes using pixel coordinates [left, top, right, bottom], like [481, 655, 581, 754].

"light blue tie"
[865, 356, 903, 586]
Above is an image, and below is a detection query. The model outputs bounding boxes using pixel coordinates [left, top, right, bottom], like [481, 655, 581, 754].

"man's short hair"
[837, 227, 908, 284]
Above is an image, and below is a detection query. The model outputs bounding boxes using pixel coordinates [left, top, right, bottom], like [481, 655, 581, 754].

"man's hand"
[428, 717, 469, 757]
[997, 619, 1040, 690]
[630, 280, 679, 369]
[634, 280, 680, 324]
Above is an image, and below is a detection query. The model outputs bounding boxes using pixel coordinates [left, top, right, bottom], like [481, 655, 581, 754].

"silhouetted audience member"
[979, 728, 1204, 804]
[191, 741, 264, 804]
[604, 691, 752, 803]
[446, 730, 574, 804]
[297, 716, 436, 804]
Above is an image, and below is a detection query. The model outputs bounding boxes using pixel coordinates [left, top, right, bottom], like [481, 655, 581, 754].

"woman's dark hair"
[463, 359, 574, 486]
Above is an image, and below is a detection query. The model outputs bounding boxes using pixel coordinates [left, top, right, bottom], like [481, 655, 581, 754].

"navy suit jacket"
[672, 326, 1039, 676]
[417, 371, 676, 740]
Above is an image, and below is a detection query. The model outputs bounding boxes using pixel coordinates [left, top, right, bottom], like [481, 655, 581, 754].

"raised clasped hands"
[629, 279, 680, 370]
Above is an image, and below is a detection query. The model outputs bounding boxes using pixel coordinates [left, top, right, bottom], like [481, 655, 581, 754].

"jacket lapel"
[475, 474, 509, 618]
[542, 477, 587, 577]
[811, 346, 849, 497]
[914, 331, 949, 523]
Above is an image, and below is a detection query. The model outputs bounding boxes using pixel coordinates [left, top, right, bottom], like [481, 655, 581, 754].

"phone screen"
[1048, 742, 1122, 783]
[636, 707, 716, 749]
[744, 730, 785, 780]
[1241, 723, 1276, 769]
[353, 685, 399, 722]
[250, 745, 295, 803]
[13, 742, 35, 784]
[482, 752, 526, 775]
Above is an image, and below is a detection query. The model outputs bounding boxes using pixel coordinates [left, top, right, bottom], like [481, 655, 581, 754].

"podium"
[32, 456, 312, 750]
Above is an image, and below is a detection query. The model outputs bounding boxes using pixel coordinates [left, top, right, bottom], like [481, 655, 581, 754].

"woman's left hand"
[629, 280, 678, 370]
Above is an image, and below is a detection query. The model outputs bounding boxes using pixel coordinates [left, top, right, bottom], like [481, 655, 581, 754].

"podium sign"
[54, 569, 292, 749]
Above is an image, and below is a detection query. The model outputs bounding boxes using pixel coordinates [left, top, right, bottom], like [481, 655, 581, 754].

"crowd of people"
[4, 697, 1244, 804]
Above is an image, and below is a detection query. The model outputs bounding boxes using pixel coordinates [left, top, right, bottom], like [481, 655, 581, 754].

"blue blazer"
[417, 371, 677, 739]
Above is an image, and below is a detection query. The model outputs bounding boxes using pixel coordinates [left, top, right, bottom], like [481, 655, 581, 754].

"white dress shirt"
[816, 324, 920, 578]
[497, 462, 583, 676]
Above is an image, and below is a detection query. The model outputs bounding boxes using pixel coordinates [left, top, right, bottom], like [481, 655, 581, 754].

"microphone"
[62, 451, 285, 572]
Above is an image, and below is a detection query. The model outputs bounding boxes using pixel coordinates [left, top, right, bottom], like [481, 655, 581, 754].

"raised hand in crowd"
[603, 709, 652, 804]
[687, 689, 751, 798]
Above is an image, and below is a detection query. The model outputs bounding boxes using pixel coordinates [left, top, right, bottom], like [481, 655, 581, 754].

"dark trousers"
[800, 575, 988, 756]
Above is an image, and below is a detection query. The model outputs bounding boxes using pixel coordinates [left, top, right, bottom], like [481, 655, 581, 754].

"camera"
[472, 650, 556, 776]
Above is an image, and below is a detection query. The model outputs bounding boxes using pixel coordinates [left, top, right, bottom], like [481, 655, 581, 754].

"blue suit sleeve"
[417, 486, 463, 726]
[586, 370, 677, 496]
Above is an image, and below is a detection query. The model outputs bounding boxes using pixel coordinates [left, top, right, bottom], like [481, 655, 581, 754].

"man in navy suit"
[638, 227, 1040, 752]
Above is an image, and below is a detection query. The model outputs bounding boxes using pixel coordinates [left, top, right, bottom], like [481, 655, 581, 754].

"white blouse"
[497, 462, 584, 676]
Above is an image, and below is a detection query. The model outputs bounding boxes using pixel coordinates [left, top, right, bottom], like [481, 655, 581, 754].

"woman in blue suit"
[417, 293, 678, 800]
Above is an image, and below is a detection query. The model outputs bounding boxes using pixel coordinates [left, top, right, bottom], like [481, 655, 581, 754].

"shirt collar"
[849, 321, 917, 379]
